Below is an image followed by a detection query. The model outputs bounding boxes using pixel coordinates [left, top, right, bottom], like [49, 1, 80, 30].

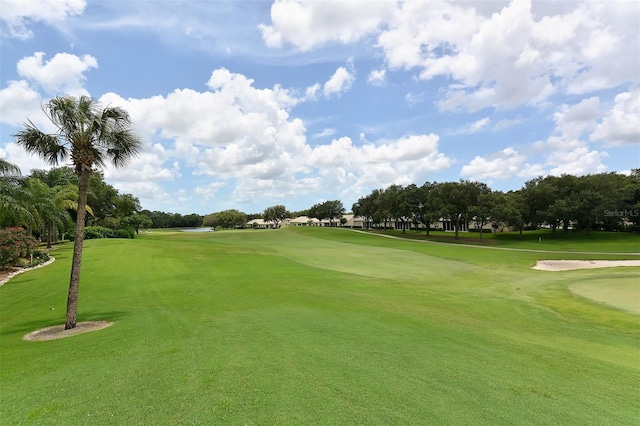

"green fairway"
[1, 228, 639, 424]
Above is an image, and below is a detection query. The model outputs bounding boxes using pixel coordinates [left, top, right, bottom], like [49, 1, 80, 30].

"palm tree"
[0, 159, 34, 227]
[14, 95, 141, 329]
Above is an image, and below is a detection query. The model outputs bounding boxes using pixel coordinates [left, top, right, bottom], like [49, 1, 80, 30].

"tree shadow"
[0, 311, 130, 339]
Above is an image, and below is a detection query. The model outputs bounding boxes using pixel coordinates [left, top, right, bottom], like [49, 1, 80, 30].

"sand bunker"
[533, 259, 640, 271]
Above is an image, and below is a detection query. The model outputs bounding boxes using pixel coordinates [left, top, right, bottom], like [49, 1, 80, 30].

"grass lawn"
[1, 227, 639, 424]
[366, 228, 640, 253]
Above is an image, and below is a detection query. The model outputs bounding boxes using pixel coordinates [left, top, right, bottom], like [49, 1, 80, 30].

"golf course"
[1, 227, 639, 424]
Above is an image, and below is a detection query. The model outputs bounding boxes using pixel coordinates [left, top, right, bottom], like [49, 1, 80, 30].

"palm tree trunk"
[47, 220, 53, 249]
[65, 170, 90, 330]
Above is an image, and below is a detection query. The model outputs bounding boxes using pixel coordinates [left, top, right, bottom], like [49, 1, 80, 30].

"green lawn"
[1, 228, 639, 424]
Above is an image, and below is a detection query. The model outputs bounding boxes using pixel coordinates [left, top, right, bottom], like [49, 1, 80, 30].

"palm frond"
[14, 121, 68, 166]
[0, 158, 21, 176]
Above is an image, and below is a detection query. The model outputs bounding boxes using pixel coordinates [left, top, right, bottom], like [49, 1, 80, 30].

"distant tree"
[353, 190, 382, 229]
[624, 169, 640, 233]
[15, 95, 141, 330]
[324, 200, 345, 226]
[434, 180, 486, 239]
[263, 204, 288, 228]
[114, 193, 141, 218]
[469, 188, 494, 241]
[121, 213, 153, 234]
[203, 209, 247, 230]
[492, 191, 527, 238]
[182, 213, 204, 228]
[416, 182, 441, 236]
[308, 200, 345, 227]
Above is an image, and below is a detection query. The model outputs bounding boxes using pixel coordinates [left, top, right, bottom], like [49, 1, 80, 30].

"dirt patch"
[23, 321, 113, 341]
[0, 257, 56, 287]
[532, 260, 640, 271]
[0, 267, 19, 282]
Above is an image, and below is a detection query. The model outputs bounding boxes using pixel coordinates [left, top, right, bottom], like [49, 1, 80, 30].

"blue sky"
[1, 0, 638, 215]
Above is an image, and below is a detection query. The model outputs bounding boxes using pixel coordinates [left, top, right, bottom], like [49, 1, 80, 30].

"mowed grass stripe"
[0, 228, 638, 424]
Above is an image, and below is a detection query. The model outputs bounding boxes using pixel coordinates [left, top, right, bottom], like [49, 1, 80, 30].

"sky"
[0, 0, 638, 215]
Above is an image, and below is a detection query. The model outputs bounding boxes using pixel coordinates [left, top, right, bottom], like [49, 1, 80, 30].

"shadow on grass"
[0, 311, 130, 339]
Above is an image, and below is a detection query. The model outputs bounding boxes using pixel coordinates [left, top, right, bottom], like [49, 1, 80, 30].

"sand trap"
[532, 259, 640, 271]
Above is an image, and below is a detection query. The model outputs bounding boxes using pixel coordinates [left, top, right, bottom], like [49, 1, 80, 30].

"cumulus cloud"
[552, 97, 600, 140]
[590, 86, 640, 146]
[0, 80, 42, 127]
[461, 93, 615, 181]
[259, 0, 395, 51]
[0, 0, 86, 39]
[307, 134, 453, 197]
[0, 142, 52, 173]
[323, 66, 355, 98]
[16, 52, 98, 97]
[461, 147, 542, 180]
[367, 69, 386, 86]
[97, 68, 312, 207]
[260, 0, 638, 112]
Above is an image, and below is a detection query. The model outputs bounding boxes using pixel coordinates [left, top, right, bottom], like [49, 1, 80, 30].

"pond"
[181, 227, 213, 233]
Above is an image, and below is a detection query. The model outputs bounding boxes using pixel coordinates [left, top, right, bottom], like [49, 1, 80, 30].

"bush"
[30, 250, 51, 267]
[84, 226, 114, 239]
[113, 227, 135, 239]
[468, 228, 493, 233]
[84, 226, 134, 240]
[0, 228, 38, 269]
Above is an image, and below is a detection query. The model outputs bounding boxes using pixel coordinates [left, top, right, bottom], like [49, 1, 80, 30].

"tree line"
[352, 172, 640, 238]
[200, 171, 639, 237]
[1, 166, 150, 242]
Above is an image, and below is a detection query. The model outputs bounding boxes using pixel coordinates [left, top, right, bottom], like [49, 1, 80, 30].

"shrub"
[113, 227, 135, 239]
[0, 228, 38, 269]
[84, 226, 134, 240]
[30, 250, 51, 267]
[84, 226, 114, 239]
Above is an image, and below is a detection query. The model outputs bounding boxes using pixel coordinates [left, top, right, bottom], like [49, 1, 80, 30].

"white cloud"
[462, 94, 614, 181]
[323, 66, 355, 98]
[102, 143, 179, 187]
[1, 142, 52, 173]
[548, 147, 607, 176]
[553, 96, 600, 140]
[590, 87, 640, 146]
[470, 117, 491, 132]
[194, 182, 226, 202]
[0, 0, 86, 39]
[98, 68, 312, 201]
[0, 80, 43, 127]
[461, 147, 541, 180]
[307, 134, 453, 197]
[312, 128, 336, 139]
[371, 0, 638, 111]
[16, 52, 97, 97]
[368, 69, 386, 86]
[405, 91, 425, 106]
[259, 0, 395, 51]
[493, 117, 522, 132]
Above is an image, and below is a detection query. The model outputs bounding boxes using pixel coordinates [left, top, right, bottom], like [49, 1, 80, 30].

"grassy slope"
[0, 228, 638, 425]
